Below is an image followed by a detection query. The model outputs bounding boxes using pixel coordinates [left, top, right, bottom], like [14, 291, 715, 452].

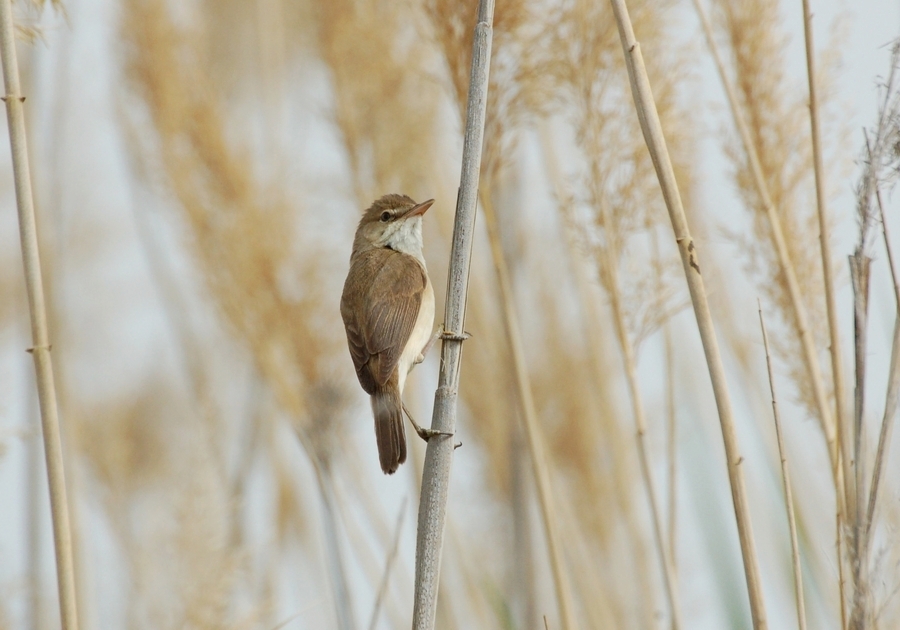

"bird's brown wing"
[340, 248, 426, 394]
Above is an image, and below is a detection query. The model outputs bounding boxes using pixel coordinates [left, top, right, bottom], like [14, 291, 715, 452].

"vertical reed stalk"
[759, 305, 807, 630]
[665, 328, 678, 586]
[25, 371, 44, 630]
[690, 0, 844, 515]
[0, 3, 79, 629]
[315, 465, 356, 630]
[848, 253, 872, 630]
[837, 512, 848, 630]
[800, 0, 850, 521]
[864, 186, 900, 548]
[601, 240, 681, 628]
[412, 1, 495, 626]
[608, 1, 768, 626]
[481, 193, 576, 630]
[510, 426, 537, 628]
[368, 498, 407, 630]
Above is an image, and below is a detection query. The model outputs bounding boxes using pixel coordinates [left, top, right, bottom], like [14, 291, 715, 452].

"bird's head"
[353, 194, 434, 259]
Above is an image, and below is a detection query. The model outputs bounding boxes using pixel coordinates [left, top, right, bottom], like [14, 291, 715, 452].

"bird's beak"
[402, 199, 435, 218]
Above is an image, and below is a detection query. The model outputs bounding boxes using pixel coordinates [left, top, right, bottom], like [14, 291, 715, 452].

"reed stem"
[0, 2, 79, 627]
[601, 241, 682, 628]
[412, 1, 495, 626]
[759, 304, 808, 630]
[864, 184, 900, 547]
[690, 0, 845, 516]
[800, 0, 851, 525]
[608, 1, 768, 625]
[481, 193, 576, 630]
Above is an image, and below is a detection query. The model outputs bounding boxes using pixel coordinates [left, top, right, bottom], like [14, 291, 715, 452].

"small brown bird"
[341, 194, 437, 474]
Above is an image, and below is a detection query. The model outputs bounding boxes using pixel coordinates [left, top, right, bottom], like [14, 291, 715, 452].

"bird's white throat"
[380, 216, 426, 264]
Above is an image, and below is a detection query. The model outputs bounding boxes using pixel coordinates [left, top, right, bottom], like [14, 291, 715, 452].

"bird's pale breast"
[398, 274, 434, 394]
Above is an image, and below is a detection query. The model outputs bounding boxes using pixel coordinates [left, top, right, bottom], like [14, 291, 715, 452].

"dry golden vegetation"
[1, 0, 900, 628]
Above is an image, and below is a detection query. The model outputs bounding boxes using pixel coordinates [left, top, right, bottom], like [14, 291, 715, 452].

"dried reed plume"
[848, 39, 900, 629]
[710, 0, 836, 456]
[800, 0, 849, 544]
[121, 0, 347, 456]
[316, 0, 441, 203]
[697, 0, 850, 621]
[121, 0, 359, 624]
[609, 0, 768, 626]
[535, 0, 695, 624]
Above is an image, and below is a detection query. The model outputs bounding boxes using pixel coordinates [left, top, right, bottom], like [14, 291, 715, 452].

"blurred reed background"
[0, 0, 899, 628]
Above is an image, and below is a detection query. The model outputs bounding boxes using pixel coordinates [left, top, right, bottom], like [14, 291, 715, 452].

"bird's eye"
[380, 211, 391, 222]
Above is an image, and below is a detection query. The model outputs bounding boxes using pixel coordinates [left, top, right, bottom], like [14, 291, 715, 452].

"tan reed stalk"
[510, 425, 537, 627]
[25, 370, 44, 630]
[412, 0, 495, 626]
[800, 0, 851, 520]
[759, 304, 808, 630]
[599, 233, 682, 628]
[837, 511, 848, 630]
[368, 498, 407, 630]
[848, 159, 900, 629]
[538, 124, 610, 404]
[864, 184, 900, 550]
[690, 0, 844, 513]
[446, 518, 504, 626]
[539, 126, 650, 626]
[480, 193, 576, 630]
[0, 3, 79, 629]
[608, 1, 768, 627]
[656, 224, 682, 628]
[336, 459, 411, 628]
[848, 253, 872, 630]
[800, 7, 859, 628]
[314, 465, 356, 630]
[557, 491, 620, 627]
[853, 51, 900, 623]
[665, 327, 678, 582]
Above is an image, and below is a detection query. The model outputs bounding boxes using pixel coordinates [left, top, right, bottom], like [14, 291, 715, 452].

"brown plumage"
[341, 194, 435, 474]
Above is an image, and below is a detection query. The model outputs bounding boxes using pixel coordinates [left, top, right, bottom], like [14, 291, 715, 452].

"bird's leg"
[413, 325, 444, 368]
[402, 402, 453, 441]
[410, 325, 473, 375]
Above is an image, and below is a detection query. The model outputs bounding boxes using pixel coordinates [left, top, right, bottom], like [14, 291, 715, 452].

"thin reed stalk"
[864, 186, 900, 549]
[0, 3, 79, 629]
[25, 371, 44, 630]
[510, 427, 537, 628]
[848, 252, 872, 630]
[837, 512, 848, 630]
[481, 193, 576, 630]
[690, 0, 844, 514]
[600, 236, 681, 628]
[608, 1, 768, 627]
[665, 327, 678, 586]
[368, 498, 407, 630]
[800, 0, 850, 522]
[315, 465, 356, 630]
[412, 1, 495, 626]
[855, 48, 900, 621]
[759, 305, 807, 630]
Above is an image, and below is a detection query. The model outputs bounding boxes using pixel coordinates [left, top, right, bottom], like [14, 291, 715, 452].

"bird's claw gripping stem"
[439, 324, 471, 342]
[402, 402, 453, 442]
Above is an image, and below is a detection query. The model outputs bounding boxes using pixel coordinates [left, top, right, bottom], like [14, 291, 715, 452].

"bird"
[340, 194, 440, 474]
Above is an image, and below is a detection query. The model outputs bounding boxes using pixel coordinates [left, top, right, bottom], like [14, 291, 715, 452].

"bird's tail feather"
[372, 385, 407, 474]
